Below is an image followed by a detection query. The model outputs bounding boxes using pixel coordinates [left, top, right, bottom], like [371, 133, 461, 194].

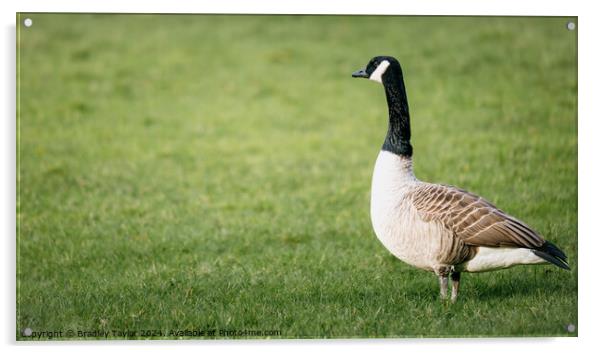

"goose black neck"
[381, 73, 412, 157]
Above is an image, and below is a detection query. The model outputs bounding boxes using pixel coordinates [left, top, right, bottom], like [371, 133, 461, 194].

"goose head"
[352, 56, 402, 84]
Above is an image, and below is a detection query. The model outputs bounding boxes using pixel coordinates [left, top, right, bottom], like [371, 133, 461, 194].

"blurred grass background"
[17, 14, 577, 338]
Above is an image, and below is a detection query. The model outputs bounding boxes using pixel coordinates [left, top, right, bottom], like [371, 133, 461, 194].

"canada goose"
[352, 56, 570, 302]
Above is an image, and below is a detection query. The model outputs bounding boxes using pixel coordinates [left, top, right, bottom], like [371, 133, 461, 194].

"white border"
[2, 1, 600, 354]
[0, 0, 583, 15]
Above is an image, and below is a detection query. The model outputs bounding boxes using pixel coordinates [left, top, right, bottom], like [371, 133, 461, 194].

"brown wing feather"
[411, 184, 544, 249]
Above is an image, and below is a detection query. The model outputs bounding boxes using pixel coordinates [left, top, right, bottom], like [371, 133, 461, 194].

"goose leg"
[438, 275, 449, 299]
[435, 267, 452, 300]
[451, 271, 461, 303]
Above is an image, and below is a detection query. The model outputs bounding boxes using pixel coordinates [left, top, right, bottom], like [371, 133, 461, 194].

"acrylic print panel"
[16, 14, 577, 340]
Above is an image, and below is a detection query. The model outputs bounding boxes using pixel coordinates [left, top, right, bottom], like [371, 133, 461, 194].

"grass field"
[17, 14, 577, 339]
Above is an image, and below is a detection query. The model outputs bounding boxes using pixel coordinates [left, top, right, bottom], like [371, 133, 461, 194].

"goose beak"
[352, 69, 369, 78]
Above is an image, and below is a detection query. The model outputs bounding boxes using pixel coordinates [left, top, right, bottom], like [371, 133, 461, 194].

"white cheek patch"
[369, 60, 390, 83]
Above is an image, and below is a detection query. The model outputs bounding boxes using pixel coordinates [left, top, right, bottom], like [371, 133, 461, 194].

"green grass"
[17, 14, 577, 339]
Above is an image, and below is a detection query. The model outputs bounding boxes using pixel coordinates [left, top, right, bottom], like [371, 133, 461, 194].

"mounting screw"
[566, 22, 575, 31]
[23, 18, 33, 27]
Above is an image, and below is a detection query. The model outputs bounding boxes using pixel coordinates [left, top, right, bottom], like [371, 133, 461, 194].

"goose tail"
[532, 240, 570, 270]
